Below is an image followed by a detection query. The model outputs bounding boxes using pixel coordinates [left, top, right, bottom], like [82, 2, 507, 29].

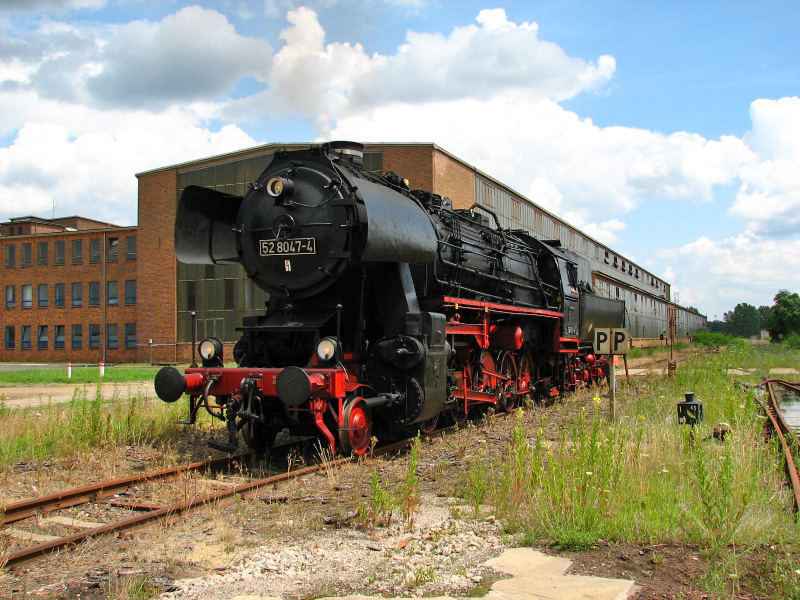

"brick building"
[0, 218, 138, 363]
[0, 141, 706, 365]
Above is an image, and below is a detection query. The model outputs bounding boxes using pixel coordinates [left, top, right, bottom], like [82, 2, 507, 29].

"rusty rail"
[1, 437, 419, 567]
[1, 453, 249, 526]
[1, 404, 514, 567]
[754, 379, 800, 512]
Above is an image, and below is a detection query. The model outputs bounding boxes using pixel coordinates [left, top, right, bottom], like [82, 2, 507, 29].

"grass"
[0, 385, 189, 468]
[459, 343, 800, 598]
[0, 365, 160, 385]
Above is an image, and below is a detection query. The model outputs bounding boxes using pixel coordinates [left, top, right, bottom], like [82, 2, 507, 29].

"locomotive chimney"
[324, 141, 364, 167]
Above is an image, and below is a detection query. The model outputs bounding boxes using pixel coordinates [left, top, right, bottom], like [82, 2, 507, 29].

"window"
[126, 235, 137, 260]
[89, 238, 100, 263]
[186, 280, 196, 311]
[38, 241, 48, 265]
[22, 243, 31, 266]
[54, 283, 65, 307]
[89, 281, 100, 306]
[107, 280, 118, 305]
[107, 237, 119, 262]
[71, 324, 82, 349]
[107, 323, 118, 349]
[21, 325, 31, 349]
[89, 324, 100, 349]
[55, 241, 65, 265]
[5, 244, 14, 267]
[72, 239, 83, 264]
[4, 326, 14, 349]
[124, 323, 136, 349]
[37, 325, 48, 349]
[125, 279, 136, 304]
[5, 285, 15, 309]
[38, 283, 48, 307]
[21, 284, 32, 308]
[54, 325, 65, 349]
[72, 282, 83, 307]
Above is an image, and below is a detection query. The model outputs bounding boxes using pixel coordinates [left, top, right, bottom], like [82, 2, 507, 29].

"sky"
[0, 1, 798, 320]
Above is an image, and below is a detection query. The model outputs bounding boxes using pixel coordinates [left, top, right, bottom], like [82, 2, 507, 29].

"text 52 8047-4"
[259, 237, 316, 256]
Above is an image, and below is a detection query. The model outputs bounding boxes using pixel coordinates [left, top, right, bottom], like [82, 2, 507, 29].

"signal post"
[594, 328, 629, 420]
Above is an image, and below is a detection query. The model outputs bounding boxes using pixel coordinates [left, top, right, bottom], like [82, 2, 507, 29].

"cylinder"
[491, 325, 524, 350]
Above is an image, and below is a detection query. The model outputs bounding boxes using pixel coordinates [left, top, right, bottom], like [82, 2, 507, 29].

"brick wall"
[431, 149, 475, 209]
[373, 145, 435, 191]
[0, 228, 138, 363]
[136, 168, 178, 364]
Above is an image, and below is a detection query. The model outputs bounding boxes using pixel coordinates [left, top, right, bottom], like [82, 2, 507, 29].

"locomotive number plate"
[259, 237, 316, 256]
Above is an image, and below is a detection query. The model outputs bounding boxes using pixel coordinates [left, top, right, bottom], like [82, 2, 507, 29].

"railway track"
[625, 346, 717, 374]
[0, 432, 427, 568]
[754, 379, 800, 513]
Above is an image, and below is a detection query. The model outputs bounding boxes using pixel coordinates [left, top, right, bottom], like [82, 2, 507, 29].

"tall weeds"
[0, 386, 185, 467]
[462, 345, 794, 558]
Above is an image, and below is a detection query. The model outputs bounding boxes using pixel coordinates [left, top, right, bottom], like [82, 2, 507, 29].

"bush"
[693, 330, 747, 347]
[784, 332, 800, 349]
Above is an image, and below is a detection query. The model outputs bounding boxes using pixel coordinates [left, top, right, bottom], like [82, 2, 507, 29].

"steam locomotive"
[154, 142, 625, 455]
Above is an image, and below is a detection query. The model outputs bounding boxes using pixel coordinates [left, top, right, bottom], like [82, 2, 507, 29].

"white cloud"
[729, 96, 800, 238]
[0, 101, 255, 225]
[658, 234, 800, 316]
[2, 7, 272, 109]
[330, 94, 750, 228]
[224, 7, 615, 135]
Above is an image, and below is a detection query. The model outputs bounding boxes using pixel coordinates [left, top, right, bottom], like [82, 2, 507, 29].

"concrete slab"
[769, 367, 800, 375]
[726, 368, 759, 376]
[489, 574, 635, 600]
[484, 547, 571, 577]
[43, 515, 106, 529]
[6, 528, 61, 543]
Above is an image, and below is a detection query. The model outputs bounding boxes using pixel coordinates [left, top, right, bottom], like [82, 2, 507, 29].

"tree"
[767, 290, 800, 340]
[757, 305, 772, 330]
[723, 303, 760, 338]
[708, 320, 726, 333]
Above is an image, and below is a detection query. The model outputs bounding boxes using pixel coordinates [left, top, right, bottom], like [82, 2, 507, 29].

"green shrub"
[783, 332, 800, 349]
[693, 330, 747, 347]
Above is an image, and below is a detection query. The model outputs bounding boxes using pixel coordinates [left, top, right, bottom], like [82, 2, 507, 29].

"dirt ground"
[0, 353, 786, 600]
[0, 382, 156, 409]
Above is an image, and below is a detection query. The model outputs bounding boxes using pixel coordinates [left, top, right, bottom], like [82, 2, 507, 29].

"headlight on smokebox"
[199, 337, 223, 366]
[316, 337, 340, 363]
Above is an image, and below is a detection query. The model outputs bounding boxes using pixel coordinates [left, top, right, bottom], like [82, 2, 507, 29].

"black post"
[190, 311, 197, 367]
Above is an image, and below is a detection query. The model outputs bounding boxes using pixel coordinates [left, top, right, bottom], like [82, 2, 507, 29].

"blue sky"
[0, 0, 798, 319]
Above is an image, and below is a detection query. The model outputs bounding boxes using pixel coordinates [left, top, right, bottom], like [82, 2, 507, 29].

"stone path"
[225, 548, 636, 600]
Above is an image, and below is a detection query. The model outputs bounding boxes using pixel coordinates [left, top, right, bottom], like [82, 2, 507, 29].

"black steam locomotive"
[155, 142, 625, 455]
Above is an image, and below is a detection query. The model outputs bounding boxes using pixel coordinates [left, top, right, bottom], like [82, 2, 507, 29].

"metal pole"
[190, 311, 197, 367]
[609, 358, 616, 420]
[101, 231, 107, 366]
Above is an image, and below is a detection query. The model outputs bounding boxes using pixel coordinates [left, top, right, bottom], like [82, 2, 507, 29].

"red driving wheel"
[339, 397, 372, 456]
[518, 352, 535, 397]
[499, 351, 519, 411]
